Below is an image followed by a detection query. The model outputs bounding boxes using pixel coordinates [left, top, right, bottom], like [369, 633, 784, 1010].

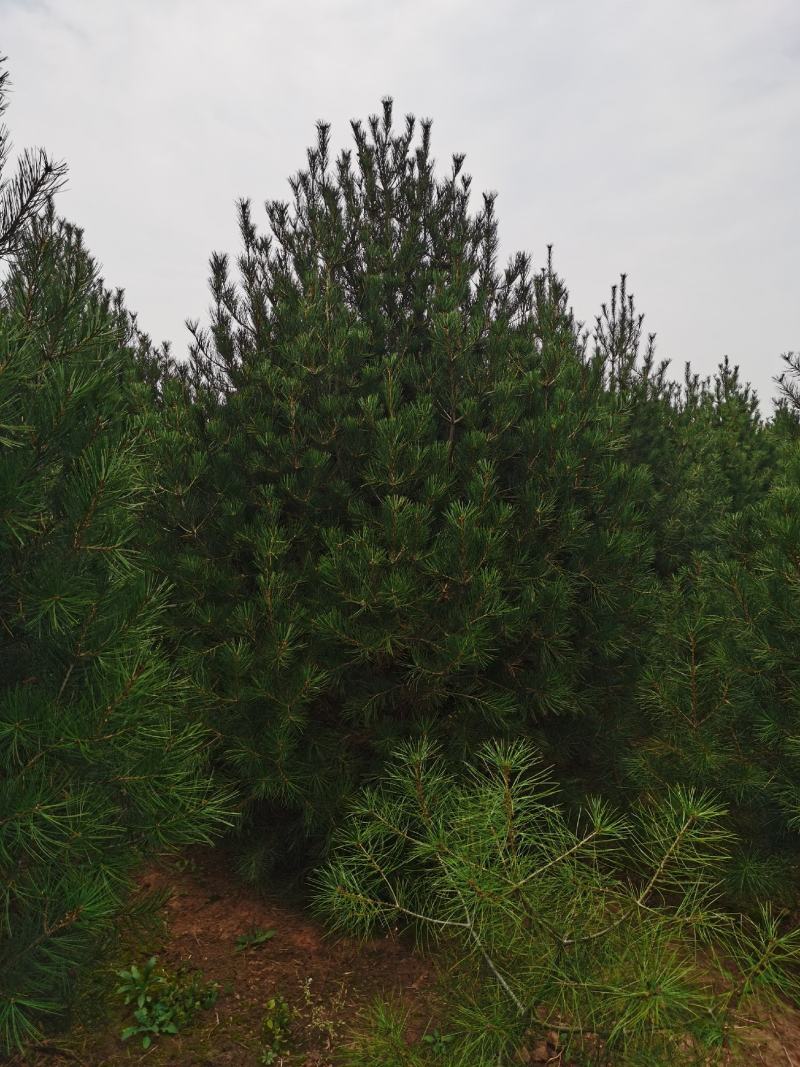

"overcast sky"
[3, 0, 798, 407]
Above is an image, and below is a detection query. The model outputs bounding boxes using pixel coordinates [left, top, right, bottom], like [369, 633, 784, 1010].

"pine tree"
[596, 277, 775, 577]
[778, 351, 800, 415]
[0, 58, 65, 258]
[149, 100, 658, 875]
[0, 197, 232, 1050]
[622, 440, 800, 904]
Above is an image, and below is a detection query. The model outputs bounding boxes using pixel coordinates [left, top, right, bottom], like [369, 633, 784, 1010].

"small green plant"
[116, 956, 219, 1050]
[301, 975, 349, 1048]
[235, 926, 276, 952]
[420, 1028, 455, 1057]
[259, 994, 293, 1064]
[338, 999, 425, 1067]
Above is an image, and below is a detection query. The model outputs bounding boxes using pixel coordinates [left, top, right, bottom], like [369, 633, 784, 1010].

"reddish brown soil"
[14, 845, 435, 1066]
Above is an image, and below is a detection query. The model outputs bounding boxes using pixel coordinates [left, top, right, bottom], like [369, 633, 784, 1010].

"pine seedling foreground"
[316, 739, 800, 1065]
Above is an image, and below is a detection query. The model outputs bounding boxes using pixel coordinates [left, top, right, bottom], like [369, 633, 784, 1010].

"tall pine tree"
[0, 75, 232, 1047]
[149, 101, 657, 875]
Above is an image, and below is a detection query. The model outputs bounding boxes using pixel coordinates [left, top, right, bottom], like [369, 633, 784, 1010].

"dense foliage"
[147, 105, 662, 874]
[0, 69, 232, 1051]
[2, 66, 799, 1059]
[623, 445, 800, 903]
[144, 102, 799, 889]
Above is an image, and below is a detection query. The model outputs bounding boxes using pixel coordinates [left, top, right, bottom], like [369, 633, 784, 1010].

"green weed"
[116, 955, 219, 1050]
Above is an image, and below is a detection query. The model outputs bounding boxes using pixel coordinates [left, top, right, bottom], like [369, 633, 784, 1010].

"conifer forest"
[3, 57, 800, 1066]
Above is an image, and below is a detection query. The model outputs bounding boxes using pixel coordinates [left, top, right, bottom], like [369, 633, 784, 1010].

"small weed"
[301, 975, 349, 1048]
[420, 1028, 455, 1057]
[259, 994, 293, 1064]
[235, 926, 276, 952]
[116, 955, 219, 1050]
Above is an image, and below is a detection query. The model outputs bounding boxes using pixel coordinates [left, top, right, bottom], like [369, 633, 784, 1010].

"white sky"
[3, 0, 798, 407]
